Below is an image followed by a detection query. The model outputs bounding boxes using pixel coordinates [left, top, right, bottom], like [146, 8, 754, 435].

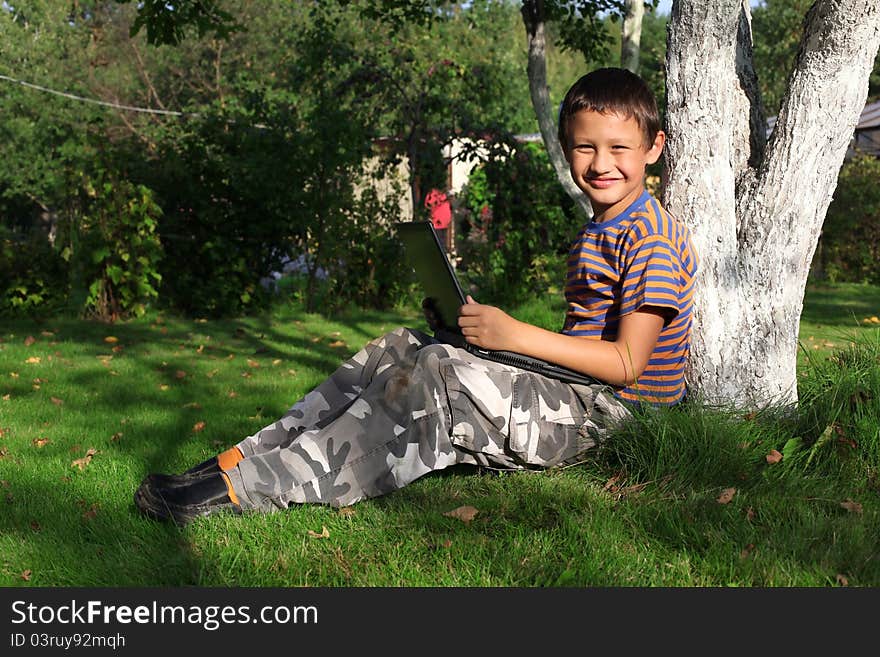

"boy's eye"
[612, 145, 629, 151]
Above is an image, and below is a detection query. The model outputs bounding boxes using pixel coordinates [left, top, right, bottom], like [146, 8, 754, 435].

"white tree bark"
[621, 0, 644, 73]
[521, 0, 593, 219]
[664, 0, 880, 409]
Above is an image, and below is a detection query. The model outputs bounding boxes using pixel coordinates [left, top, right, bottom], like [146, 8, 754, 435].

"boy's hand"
[457, 295, 521, 352]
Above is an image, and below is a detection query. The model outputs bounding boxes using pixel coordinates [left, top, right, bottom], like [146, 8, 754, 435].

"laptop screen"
[394, 221, 467, 333]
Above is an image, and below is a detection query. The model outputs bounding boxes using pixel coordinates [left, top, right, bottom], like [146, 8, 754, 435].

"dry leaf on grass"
[840, 499, 863, 514]
[765, 449, 783, 464]
[175, 370, 187, 379]
[50, 396, 64, 405]
[836, 574, 849, 586]
[32, 438, 50, 448]
[443, 505, 480, 523]
[25, 357, 41, 364]
[328, 341, 347, 348]
[739, 543, 755, 559]
[716, 487, 737, 504]
[21, 569, 31, 581]
[71, 448, 98, 470]
[24, 335, 35, 346]
[337, 507, 356, 518]
[247, 359, 260, 368]
[103, 336, 118, 344]
[307, 525, 330, 539]
[192, 421, 207, 433]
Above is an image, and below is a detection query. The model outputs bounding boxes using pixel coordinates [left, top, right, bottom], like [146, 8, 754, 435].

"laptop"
[394, 220, 599, 387]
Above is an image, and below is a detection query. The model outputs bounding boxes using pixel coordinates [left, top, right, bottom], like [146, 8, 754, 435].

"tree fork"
[664, 0, 880, 409]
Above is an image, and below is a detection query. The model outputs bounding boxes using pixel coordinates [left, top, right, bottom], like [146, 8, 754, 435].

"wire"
[0, 73, 187, 116]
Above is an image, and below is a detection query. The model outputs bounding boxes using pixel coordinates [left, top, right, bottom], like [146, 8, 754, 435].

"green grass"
[0, 284, 878, 587]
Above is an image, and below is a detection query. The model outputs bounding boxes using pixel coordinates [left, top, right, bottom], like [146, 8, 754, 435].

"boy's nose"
[589, 149, 613, 174]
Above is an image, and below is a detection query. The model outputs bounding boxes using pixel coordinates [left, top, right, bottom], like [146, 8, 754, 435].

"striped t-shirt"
[562, 190, 698, 406]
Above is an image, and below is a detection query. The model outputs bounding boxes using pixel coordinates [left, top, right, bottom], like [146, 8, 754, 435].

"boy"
[134, 67, 698, 524]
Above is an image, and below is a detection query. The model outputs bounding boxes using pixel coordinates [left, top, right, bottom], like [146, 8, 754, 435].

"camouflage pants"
[224, 327, 631, 512]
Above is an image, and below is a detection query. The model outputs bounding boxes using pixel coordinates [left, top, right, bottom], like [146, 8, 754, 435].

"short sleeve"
[619, 235, 682, 323]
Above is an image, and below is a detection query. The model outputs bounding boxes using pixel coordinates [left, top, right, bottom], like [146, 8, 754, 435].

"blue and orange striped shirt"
[563, 190, 698, 406]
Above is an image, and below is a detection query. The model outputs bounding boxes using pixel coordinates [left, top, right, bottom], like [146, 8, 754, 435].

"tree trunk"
[621, 0, 644, 73]
[663, 0, 880, 409]
[521, 0, 592, 219]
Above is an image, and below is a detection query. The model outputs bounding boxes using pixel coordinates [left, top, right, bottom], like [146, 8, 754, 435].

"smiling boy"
[134, 67, 698, 524]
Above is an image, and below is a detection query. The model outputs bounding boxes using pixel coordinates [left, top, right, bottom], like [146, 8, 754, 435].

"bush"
[0, 226, 69, 317]
[820, 155, 880, 284]
[456, 142, 583, 306]
[60, 172, 164, 321]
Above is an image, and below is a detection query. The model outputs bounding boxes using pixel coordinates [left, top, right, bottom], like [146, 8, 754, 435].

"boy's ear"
[645, 130, 666, 165]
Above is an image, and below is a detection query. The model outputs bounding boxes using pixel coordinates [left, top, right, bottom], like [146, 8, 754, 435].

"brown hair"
[557, 67, 661, 150]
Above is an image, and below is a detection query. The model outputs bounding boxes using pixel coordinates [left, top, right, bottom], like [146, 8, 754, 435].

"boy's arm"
[457, 296, 665, 387]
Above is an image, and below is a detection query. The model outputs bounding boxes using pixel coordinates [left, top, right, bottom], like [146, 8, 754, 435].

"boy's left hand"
[457, 295, 521, 352]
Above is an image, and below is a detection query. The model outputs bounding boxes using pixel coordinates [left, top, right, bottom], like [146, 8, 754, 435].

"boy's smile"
[564, 109, 665, 222]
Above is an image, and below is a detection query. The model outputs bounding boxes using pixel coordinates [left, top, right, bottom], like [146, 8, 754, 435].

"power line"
[0, 73, 187, 116]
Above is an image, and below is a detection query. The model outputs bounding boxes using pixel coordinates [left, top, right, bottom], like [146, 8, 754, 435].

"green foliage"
[0, 226, 69, 317]
[62, 171, 164, 321]
[820, 155, 880, 285]
[753, 0, 880, 116]
[457, 142, 577, 305]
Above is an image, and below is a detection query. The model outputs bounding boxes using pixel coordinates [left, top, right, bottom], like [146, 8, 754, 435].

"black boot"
[134, 472, 241, 525]
[148, 456, 221, 488]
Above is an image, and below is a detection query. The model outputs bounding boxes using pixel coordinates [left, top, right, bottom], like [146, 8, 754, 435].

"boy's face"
[564, 109, 665, 222]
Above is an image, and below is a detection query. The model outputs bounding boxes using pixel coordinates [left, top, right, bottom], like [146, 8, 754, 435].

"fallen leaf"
[192, 421, 207, 433]
[765, 449, 783, 464]
[41, 331, 54, 337]
[840, 499, 863, 514]
[159, 384, 169, 391]
[30, 520, 41, 531]
[82, 503, 99, 520]
[227, 390, 238, 398]
[183, 402, 202, 410]
[0, 427, 6, 437]
[443, 505, 480, 523]
[328, 340, 347, 348]
[21, 569, 31, 581]
[175, 370, 187, 379]
[2, 394, 9, 401]
[10, 372, 19, 378]
[836, 574, 849, 586]
[110, 432, 123, 442]
[603, 473, 622, 492]
[272, 359, 282, 366]
[443, 539, 453, 548]
[307, 525, 330, 539]
[716, 487, 737, 504]
[25, 357, 41, 364]
[103, 336, 118, 343]
[739, 543, 755, 559]
[111, 345, 123, 353]
[745, 506, 755, 521]
[206, 369, 219, 378]
[71, 448, 98, 471]
[32, 438, 50, 448]
[240, 371, 252, 378]
[338, 507, 356, 518]
[24, 335, 36, 346]
[247, 359, 260, 368]
[51, 396, 64, 405]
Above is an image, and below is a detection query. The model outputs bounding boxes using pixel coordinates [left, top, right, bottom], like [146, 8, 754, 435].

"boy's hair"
[557, 67, 661, 150]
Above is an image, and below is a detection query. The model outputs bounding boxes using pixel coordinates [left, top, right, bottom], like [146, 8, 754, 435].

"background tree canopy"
[1, 0, 877, 321]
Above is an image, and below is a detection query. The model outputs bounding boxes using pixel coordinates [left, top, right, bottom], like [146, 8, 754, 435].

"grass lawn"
[0, 283, 878, 587]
